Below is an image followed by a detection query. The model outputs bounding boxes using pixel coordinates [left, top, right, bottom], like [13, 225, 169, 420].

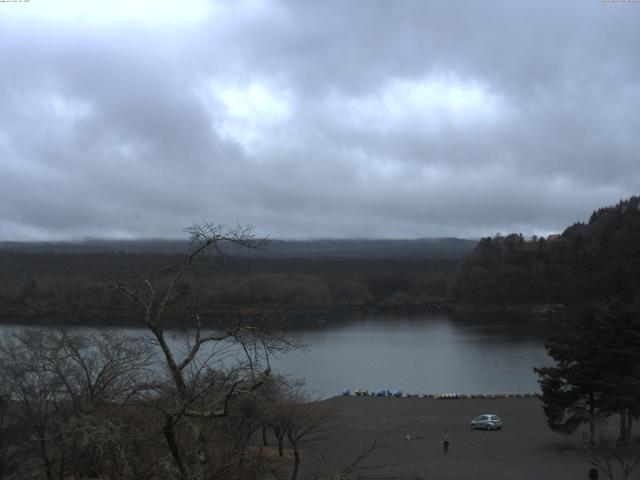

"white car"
[470, 414, 502, 430]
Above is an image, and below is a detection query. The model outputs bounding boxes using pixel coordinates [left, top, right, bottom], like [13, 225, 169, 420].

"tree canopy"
[536, 302, 640, 442]
[453, 196, 640, 305]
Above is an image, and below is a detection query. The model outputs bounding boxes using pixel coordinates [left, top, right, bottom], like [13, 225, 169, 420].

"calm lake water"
[0, 311, 552, 398]
[271, 311, 552, 398]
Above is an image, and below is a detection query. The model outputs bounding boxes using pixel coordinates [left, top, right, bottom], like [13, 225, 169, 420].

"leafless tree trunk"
[291, 447, 300, 480]
[111, 223, 296, 480]
[0, 329, 157, 480]
[0, 223, 304, 480]
[282, 391, 331, 480]
[0, 395, 18, 480]
[620, 410, 629, 443]
[582, 434, 640, 480]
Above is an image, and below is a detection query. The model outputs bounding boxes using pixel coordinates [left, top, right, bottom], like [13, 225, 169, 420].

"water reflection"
[270, 312, 551, 398]
[0, 311, 552, 398]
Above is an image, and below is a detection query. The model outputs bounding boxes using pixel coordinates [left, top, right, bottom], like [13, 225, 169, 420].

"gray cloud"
[0, 0, 639, 240]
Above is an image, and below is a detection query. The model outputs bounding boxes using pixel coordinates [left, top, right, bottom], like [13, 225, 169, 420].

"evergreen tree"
[535, 307, 609, 442]
[536, 302, 640, 442]
[453, 195, 640, 304]
[594, 301, 640, 441]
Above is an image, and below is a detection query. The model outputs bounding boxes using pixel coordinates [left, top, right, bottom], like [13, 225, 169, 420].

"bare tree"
[0, 393, 20, 479]
[111, 223, 295, 480]
[582, 434, 640, 480]
[282, 390, 331, 480]
[0, 329, 158, 480]
[0, 330, 66, 480]
[0, 223, 308, 480]
[50, 332, 157, 479]
[261, 376, 294, 458]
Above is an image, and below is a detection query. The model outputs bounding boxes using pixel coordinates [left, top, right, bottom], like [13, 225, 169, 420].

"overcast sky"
[1, 0, 639, 241]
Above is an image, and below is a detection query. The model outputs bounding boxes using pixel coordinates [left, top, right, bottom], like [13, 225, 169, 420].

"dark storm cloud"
[0, 0, 638, 240]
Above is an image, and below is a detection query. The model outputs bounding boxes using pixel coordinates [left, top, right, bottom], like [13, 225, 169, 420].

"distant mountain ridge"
[0, 237, 477, 258]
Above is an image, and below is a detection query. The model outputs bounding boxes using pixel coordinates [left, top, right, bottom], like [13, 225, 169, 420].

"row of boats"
[346, 389, 404, 397]
[342, 389, 540, 399]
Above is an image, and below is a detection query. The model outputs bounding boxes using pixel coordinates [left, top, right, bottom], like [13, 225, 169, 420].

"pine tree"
[535, 307, 609, 442]
[536, 302, 640, 443]
[594, 301, 640, 441]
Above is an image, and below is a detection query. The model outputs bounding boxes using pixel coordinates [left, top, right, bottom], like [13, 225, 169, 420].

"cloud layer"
[1, 0, 639, 240]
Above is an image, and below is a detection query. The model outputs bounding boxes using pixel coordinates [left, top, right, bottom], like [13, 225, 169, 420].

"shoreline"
[0, 301, 567, 327]
[343, 391, 541, 399]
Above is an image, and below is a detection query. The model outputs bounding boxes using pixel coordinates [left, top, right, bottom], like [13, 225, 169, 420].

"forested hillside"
[0, 254, 459, 323]
[4, 197, 640, 322]
[452, 196, 640, 306]
[0, 238, 476, 258]
[0, 238, 473, 322]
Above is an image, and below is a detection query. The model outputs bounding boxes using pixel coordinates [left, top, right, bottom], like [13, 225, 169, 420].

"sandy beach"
[305, 396, 588, 480]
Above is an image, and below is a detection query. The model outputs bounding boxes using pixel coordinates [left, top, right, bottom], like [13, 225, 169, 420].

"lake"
[271, 311, 552, 398]
[0, 311, 552, 398]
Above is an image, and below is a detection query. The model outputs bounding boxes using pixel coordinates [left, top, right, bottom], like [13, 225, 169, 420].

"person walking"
[442, 430, 449, 454]
[588, 465, 598, 480]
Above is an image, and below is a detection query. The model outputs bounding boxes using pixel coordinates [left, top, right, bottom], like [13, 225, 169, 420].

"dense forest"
[2, 197, 640, 323]
[452, 196, 640, 307]
[0, 238, 476, 258]
[0, 241, 469, 323]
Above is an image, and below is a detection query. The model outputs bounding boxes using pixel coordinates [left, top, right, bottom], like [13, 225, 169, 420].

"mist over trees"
[2, 197, 640, 324]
